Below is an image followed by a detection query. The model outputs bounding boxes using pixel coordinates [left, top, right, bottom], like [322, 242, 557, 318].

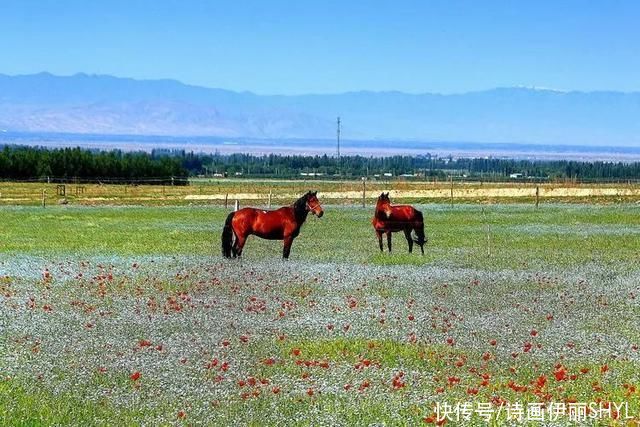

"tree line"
[2, 145, 640, 183]
[0, 146, 187, 183]
[187, 151, 640, 181]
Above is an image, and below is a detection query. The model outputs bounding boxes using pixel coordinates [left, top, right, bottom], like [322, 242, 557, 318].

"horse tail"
[412, 210, 427, 245]
[221, 211, 236, 258]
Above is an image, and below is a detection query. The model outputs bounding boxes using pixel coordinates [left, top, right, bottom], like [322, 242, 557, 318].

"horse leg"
[386, 231, 392, 253]
[418, 232, 425, 255]
[376, 230, 384, 252]
[234, 234, 247, 257]
[414, 223, 426, 255]
[283, 236, 294, 259]
[404, 229, 413, 253]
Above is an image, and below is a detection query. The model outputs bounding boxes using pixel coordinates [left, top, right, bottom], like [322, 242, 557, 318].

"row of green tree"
[187, 152, 640, 181]
[2, 145, 640, 183]
[0, 146, 187, 183]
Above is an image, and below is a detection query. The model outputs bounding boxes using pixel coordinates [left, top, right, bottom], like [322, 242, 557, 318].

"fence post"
[535, 186, 540, 208]
[362, 180, 366, 208]
[234, 199, 239, 211]
[42, 189, 46, 208]
[268, 189, 272, 208]
[224, 193, 228, 209]
[450, 175, 454, 208]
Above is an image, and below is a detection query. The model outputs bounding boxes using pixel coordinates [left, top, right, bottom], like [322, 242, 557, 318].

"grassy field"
[2, 179, 640, 206]
[1, 203, 640, 425]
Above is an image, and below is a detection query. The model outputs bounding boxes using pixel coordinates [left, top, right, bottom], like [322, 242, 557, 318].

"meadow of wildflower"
[1, 203, 639, 425]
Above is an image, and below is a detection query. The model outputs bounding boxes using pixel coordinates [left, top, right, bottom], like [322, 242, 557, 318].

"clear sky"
[1, 0, 638, 95]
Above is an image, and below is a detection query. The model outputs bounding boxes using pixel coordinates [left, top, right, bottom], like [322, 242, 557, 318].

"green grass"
[1, 204, 639, 270]
[0, 379, 143, 426]
[2, 203, 640, 425]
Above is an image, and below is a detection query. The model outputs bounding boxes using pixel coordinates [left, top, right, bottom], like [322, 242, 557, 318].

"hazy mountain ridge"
[1, 72, 639, 145]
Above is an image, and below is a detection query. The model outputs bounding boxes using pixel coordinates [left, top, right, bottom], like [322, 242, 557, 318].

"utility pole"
[336, 116, 341, 159]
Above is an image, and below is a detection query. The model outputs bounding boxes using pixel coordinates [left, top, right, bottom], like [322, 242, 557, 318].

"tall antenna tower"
[336, 116, 341, 159]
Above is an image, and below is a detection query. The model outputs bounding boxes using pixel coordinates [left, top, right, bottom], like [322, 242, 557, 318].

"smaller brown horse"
[372, 192, 427, 254]
[222, 191, 324, 259]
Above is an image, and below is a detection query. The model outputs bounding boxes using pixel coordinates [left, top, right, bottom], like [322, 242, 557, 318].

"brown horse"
[372, 192, 427, 254]
[222, 191, 324, 259]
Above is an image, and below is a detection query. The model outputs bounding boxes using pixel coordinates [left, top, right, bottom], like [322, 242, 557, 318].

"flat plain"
[1, 195, 640, 425]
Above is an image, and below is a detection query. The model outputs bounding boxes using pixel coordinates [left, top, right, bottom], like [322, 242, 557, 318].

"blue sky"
[1, 0, 638, 94]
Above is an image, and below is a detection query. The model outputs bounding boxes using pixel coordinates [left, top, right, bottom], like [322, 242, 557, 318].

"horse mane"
[293, 193, 309, 219]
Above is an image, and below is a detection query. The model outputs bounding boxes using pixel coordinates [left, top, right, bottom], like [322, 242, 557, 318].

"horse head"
[376, 192, 392, 218]
[305, 191, 324, 218]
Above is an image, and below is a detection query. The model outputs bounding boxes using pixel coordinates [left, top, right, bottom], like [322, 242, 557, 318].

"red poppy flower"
[535, 375, 547, 388]
[554, 366, 567, 381]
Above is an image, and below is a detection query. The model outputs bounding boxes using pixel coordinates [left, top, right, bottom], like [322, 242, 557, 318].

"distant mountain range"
[1, 72, 639, 146]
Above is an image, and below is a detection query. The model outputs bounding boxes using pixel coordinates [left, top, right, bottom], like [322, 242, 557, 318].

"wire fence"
[0, 176, 190, 185]
[4, 175, 640, 185]
[1, 177, 639, 207]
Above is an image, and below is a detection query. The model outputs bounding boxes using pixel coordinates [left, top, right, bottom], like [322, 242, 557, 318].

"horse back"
[390, 205, 422, 223]
[373, 205, 423, 231]
[232, 206, 295, 240]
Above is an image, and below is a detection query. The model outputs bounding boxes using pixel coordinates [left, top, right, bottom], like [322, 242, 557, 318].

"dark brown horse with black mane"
[372, 192, 427, 254]
[222, 191, 324, 259]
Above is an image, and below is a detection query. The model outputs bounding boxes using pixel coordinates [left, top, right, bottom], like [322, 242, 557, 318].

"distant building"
[509, 173, 524, 179]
